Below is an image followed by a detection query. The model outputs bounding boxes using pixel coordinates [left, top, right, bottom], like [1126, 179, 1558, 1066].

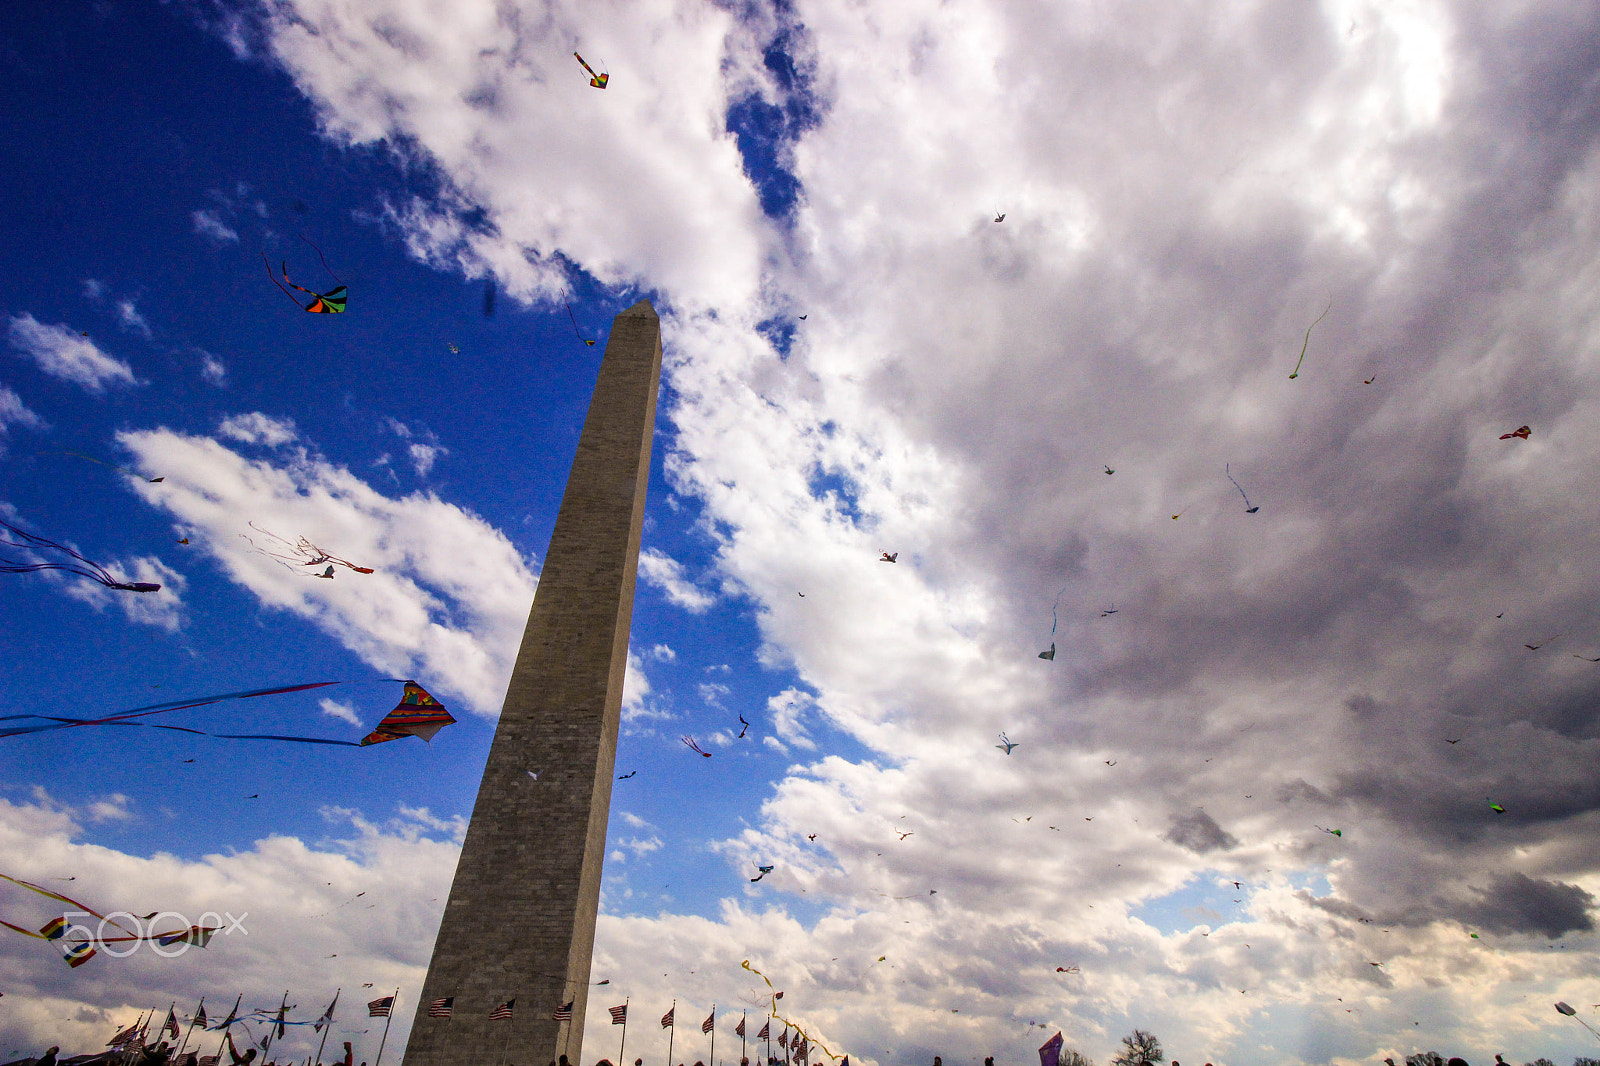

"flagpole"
[708, 1007, 714, 1066]
[314, 990, 339, 1066]
[763, 1017, 770, 1066]
[739, 1014, 745, 1066]
[373, 989, 398, 1066]
[175, 998, 205, 1062]
[617, 999, 627, 1066]
[665, 1002, 675, 1066]
[215, 996, 243, 1064]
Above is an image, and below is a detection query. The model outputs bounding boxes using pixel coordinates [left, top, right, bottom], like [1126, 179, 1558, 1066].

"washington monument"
[403, 299, 662, 1066]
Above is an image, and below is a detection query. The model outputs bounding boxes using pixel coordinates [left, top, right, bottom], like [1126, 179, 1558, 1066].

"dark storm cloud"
[1459, 872, 1594, 939]
[1164, 809, 1238, 854]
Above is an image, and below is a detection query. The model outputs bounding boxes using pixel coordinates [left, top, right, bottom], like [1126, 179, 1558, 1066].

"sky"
[2, 0, 1600, 1064]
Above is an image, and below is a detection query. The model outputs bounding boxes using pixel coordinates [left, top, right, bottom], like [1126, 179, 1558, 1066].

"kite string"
[1049, 585, 1067, 637]
[741, 960, 840, 1062]
[1226, 464, 1252, 508]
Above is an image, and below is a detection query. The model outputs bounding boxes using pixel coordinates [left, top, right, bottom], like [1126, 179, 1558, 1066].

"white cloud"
[637, 547, 716, 613]
[621, 650, 663, 723]
[0, 385, 48, 454]
[191, 208, 239, 243]
[218, 412, 299, 446]
[407, 442, 446, 477]
[318, 698, 362, 726]
[113, 298, 151, 338]
[0, 793, 455, 1062]
[649, 643, 676, 662]
[227, 0, 1600, 1060]
[81, 279, 108, 301]
[6, 314, 139, 393]
[199, 351, 227, 386]
[118, 427, 537, 715]
[84, 794, 133, 823]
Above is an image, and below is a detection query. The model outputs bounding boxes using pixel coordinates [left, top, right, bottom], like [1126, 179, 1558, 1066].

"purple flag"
[1039, 1031, 1064, 1066]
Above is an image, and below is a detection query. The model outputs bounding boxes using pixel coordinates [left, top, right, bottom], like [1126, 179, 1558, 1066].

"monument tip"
[620, 298, 657, 317]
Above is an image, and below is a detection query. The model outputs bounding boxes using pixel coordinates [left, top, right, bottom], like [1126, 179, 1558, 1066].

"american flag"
[368, 997, 394, 1018]
[609, 1004, 627, 1025]
[734, 1017, 745, 1038]
[553, 1002, 573, 1022]
[757, 1022, 769, 1040]
[107, 1023, 139, 1048]
[427, 998, 453, 1019]
[777, 1029, 788, 1049]
[702, 1012, 715, 1034]
[489, 1000, 514, 1022]
[795, 1036, 808, 1061]
[660, 1006, 674, 1029]
[198, 1057, 218, 1066]
[193, 1005, 208, 1030]
[163, 1010, 181, 1041]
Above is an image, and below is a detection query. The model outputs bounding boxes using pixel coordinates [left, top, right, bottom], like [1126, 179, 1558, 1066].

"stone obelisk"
[402, 299, 661, 1066]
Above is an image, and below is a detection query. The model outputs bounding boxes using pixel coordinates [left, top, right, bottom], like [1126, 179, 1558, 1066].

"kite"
[1288, 300, 1331, 379]
[566, 304, 597, 346]
[1499, 426, 1531, 441]
[1575, 654, 1600, 662]
[1488, 799, 1506, 813]
[1226, 464, 1260, 513]
[740, 961, 840, 1062]
[241, 522, 374, 577]
[993, 213, 1005, 223]
[738, 715, 750, 738]
[0, 518, 160, 593]
[0, 679, 453, 749]
[682, 736, 712, 757]
[1445, 737, 1462, 744]
[1038, 585, 1070, 659]
[262, 237, 347, 314]
[447, 344, 460, 354]
[1099, 607, 1118, 617]
[1171, 510, 1185, 520]
[798, 315, 807, 320]
[1524, 635, 1558, 650]
[1363, 374, 1376, 385]
[574, 53, 609, 89]
[1054, 967, 1078, 974]
[896, 830, 913, 840]
[750, 866, 774, 883]
[879, 552, 897, 563]
[996, 732, 1018, 755]
[0, 873, 216, 966]
[617, 770, 637, 780]
[1103, 465, 1114, 475]
[1038, 643, 1055, 661]
[1315, 826, 1343, 837]
[58, 450, 164, 483]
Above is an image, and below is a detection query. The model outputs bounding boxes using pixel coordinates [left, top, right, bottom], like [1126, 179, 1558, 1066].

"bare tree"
[1061, 1051, 1094, 1066]
[1110, 1030, 1163, 1066]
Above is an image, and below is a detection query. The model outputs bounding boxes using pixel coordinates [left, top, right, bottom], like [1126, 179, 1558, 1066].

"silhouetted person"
[560, 1057, 571, 1066]
[36, 1047, 59, 1066]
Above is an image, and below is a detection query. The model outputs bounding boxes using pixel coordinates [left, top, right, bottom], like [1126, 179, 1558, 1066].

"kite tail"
[299, 234, 343, 285]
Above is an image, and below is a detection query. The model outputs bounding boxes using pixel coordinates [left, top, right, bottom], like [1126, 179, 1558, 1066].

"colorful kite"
[360, 682, 457, 745]
[682, 736, 712, 757]
[241, 523, 374, 577]
[1226, 464, 1260, 513]
[1488, 799, 1506, 813]
[566, 304, 597, 346]
[737, 715, 750, 738]
[1315, 825, 1343, 837]
[996, 732, 1018, 755]
[1499, 425, 1531, 441]
[574, 53, 609, 89]
[0, 518, 160, 593]
[1288, 300, 1331, 379]
[750, 866, 774, 883]
[0, 680, 453, 749]
[879, 552, 897, 563]
[0, 873, 216, 967]
[263, 237, 347, 314]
